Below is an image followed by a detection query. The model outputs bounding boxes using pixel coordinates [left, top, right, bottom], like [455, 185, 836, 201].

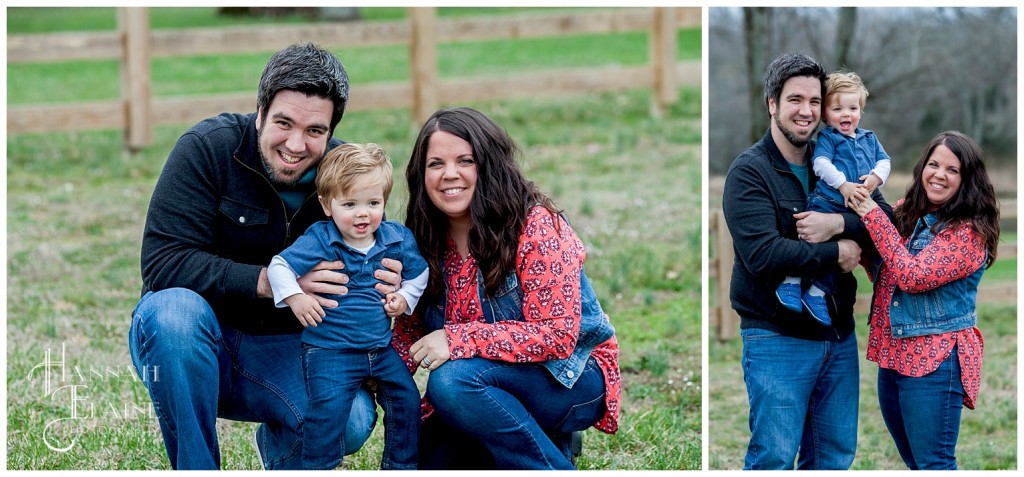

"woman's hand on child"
[845, 185, 871, 209]
[849, 196, 878, 217]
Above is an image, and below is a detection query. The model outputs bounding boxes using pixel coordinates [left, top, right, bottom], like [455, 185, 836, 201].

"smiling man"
[721, 53, 893, 470]
[130, 43, 401, 470]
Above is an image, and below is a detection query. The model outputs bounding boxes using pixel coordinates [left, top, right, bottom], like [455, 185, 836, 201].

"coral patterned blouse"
[393, 206, 621, 433]
[861, 206, 985, 409]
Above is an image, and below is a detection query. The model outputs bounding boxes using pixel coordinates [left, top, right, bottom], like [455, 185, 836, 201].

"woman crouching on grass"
[849, 131, 999, 469]
[392, 106, 620, 469]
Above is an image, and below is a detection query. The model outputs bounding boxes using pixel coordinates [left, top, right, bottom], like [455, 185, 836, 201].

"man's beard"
[774, 116, 811, 148]
[260, 153, 300, 187]
[257, 128, 302, 187]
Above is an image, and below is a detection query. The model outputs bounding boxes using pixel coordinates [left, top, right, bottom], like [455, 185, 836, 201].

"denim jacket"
[421, 265, 615, 389]
[889, 213, 985, 338]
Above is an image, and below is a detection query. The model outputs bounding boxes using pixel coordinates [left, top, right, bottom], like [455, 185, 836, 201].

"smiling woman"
[395, 106, 621, 470]
[849, 131, 1000, 470]
[423, 130, 478, 231]
[920, 144, 963, 210]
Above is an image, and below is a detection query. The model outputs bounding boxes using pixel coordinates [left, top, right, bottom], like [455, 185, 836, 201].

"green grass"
[709, 300, 1017, 470]
[7, 8, 701, 470]
[709, 209, 1018, 469]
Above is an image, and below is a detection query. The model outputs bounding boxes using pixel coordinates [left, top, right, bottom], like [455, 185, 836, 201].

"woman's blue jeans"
[420, 356, 606, 470]
[127, 288, 377, 469]
[877, 345, 965, 470]
[741, 327, 859, 470]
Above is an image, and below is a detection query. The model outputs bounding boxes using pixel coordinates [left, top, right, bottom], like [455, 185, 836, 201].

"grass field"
[6, 7, 702, 470]
[706, 150, 1017, 469]
[708, 303, 1017, 470]
[707, 191, 1018, 469]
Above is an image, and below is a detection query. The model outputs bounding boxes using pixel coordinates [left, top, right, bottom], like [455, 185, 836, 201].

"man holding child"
[722, 52, 894, 470]
[129, 43, 398, 470]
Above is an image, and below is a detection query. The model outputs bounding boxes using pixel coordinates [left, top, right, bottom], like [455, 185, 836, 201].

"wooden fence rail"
[710, 202, 1017, 341]
[8, 7, 700, 151]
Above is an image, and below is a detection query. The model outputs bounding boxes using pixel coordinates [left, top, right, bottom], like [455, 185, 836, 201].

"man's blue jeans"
[877, 345, 965, 470]
[300, 345, 419, 470]
[420, 356, 606, 470]
[128, 288, 378, 469]
[741, 327, 859, 470]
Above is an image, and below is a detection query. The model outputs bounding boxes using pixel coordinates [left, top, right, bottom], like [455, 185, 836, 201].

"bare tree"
[711, 7, 1017, 175]
[834, 7, 856, 69]
[744, 8, 773, 143]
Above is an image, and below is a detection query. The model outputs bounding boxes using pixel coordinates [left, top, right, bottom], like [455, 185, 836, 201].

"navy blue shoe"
[801, 290, 832, 326]
[775, 282, 803, 313]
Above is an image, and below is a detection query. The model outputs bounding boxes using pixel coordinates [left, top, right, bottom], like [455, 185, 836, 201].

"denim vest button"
[896, 329, 902, 335]
[566, 370, 575, 379]
[893, 300, 899, 307]
[239, 216, 246, 223]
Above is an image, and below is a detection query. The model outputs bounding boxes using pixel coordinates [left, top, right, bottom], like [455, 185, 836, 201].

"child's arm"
[384, 293, 408, 318]
[837, 182, 862, 206]
[859, 158, 891, 193]
[269, 255, 326, 327]
[858, 173, 883, 193]
[812, 156, 848, 190]
[383, 268, 429, 317]
[268, 255, 304, 306]
[284, 293, 326, 327]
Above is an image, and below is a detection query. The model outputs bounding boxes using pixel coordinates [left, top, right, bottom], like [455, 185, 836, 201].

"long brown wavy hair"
[897, 131, 1000, 268]
[405, 107, 561, 303]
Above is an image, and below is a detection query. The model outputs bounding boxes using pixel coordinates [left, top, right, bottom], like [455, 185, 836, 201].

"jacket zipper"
[234, 155, 318, 248]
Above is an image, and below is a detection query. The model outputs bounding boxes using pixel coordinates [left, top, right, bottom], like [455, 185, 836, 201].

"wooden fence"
[7, 7, 700, 151]
[709, 195, 1017, 341]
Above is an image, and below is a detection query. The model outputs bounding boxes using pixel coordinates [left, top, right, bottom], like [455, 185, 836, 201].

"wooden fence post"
[409, 7, 438, 127]
[119, 7, 152, 151]
[650, 7, 678, 117]
[713, 209, 739, 341]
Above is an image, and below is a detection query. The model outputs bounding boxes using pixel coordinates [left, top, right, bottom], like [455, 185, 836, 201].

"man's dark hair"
[762, 53, 827, 116]
[257, 43, 349, 134]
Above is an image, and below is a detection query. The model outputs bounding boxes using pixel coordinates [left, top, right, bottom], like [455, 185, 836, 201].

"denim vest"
[422, 265, 615, 389]
[889, 213, 985, 338]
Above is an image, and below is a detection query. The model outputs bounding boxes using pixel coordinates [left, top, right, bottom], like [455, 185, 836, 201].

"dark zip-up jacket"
[722, 129, 894, 341]
[140, 112, 342, 335]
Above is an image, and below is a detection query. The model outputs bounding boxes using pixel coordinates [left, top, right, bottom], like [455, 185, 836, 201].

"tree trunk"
[744, 7, 773, 143]
[834, 7, 857, 69]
